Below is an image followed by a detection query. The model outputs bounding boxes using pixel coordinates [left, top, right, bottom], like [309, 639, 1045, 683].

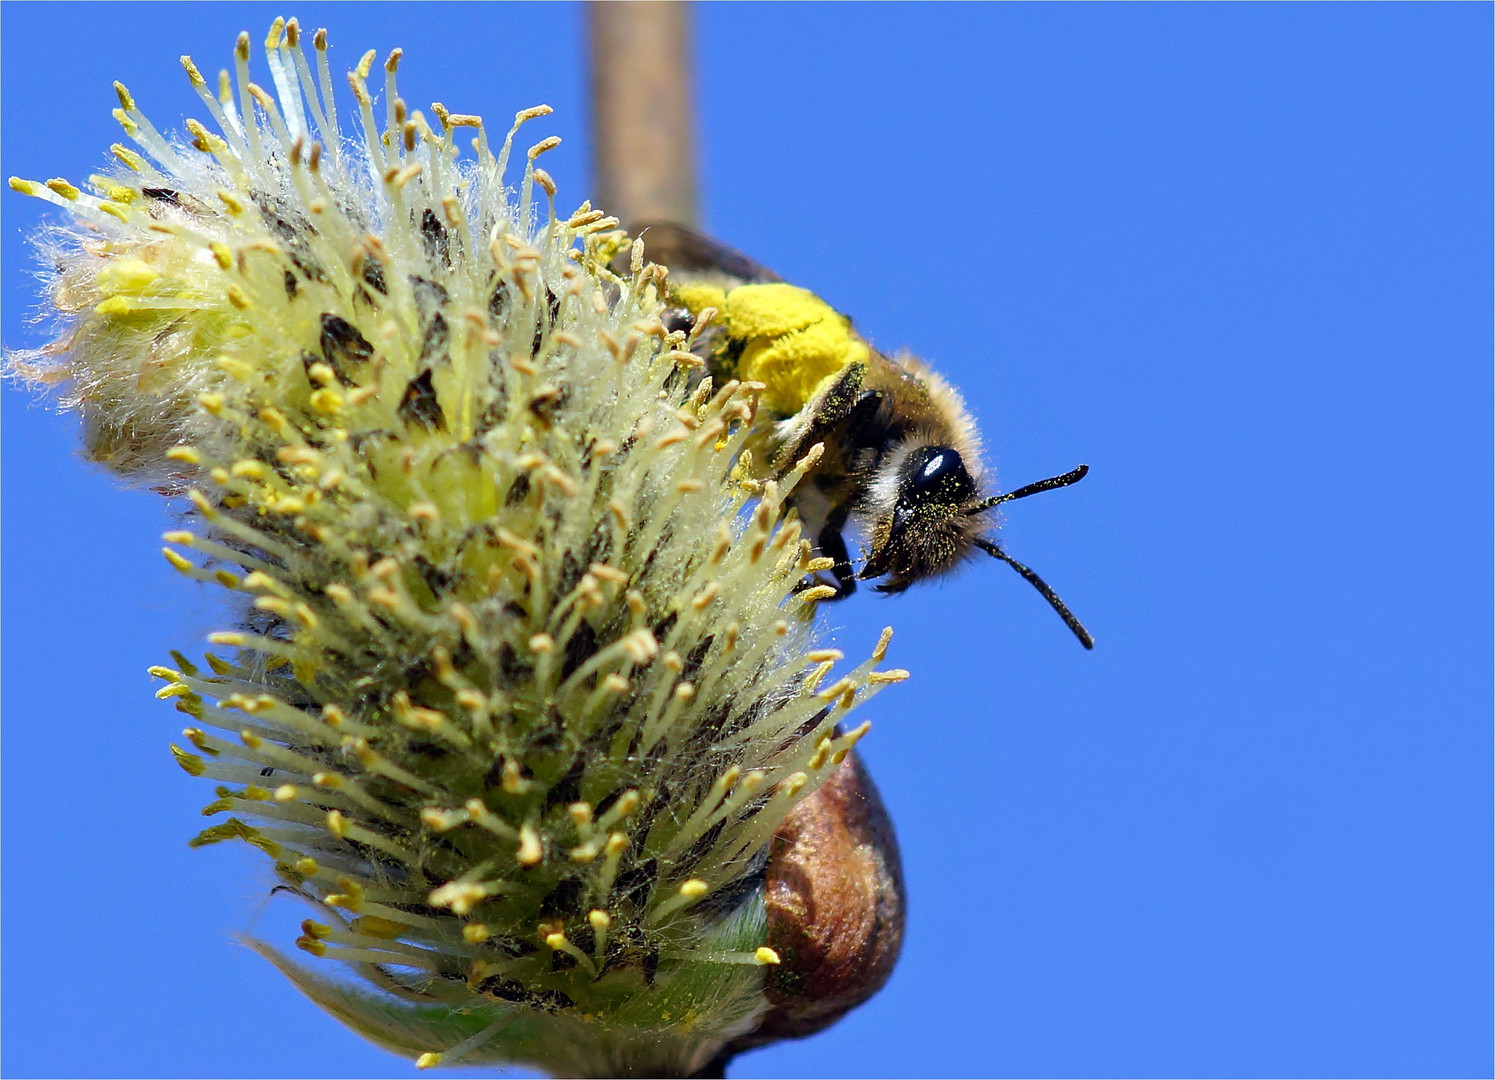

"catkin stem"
[588, 1, 698, 229]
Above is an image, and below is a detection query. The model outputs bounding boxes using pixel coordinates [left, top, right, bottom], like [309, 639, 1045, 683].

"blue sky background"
[3, 4, 1490, 1078]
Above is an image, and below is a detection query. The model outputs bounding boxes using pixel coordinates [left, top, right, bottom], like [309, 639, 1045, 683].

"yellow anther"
[110, 145, 146, 171]
[755, 947, 781, 965]
[296, 936, 327, 957]
[808, 738, 832, 771]
[186, 120, 228, 155]
[501, 760, 527, 794]
[421, 808, 462, 831]
[309, 388, 344, 414]
[780, 772, 809, 798]
[527, 135, 562, 160]
[818, 677, 855, 701]
[603, 791, 640, 825]
[516, 824, 543, 866]
[304, 361, 338, 388]
[256, 594, 296, 619]
[429, 881, 485, 915]
[97, 258, 161, 296]
[353, 916, 403, 940]
[589, 562, 628, 584]
[93, 296, 139, 316]
[169, 745, 205, 776]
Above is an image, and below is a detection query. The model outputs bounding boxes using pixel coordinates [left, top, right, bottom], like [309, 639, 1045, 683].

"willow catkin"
[7, 20, 906, 1077]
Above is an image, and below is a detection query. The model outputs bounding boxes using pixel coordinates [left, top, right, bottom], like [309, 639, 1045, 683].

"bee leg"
[771, 363, 868, 474]
[843, 390, 887, 443]
[818, 529, 858, 599]
[817, 508, 858, 599]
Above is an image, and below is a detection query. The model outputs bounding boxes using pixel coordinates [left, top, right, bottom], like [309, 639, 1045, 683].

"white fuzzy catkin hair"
[8, 20, 906, 1076]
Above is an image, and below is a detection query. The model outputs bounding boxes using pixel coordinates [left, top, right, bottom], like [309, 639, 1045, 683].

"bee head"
[859, 448, 1096, 649]
[858, 443, 987, 593]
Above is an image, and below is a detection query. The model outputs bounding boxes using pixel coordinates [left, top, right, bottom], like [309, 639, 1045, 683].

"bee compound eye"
[904, 446, 975, 504]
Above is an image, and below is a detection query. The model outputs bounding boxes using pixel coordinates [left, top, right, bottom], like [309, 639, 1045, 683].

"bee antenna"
[974, 537, 1094, 650]
[966, 464, 1090, 515]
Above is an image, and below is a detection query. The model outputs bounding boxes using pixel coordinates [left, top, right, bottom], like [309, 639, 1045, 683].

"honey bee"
[636, 224, 1094, 649]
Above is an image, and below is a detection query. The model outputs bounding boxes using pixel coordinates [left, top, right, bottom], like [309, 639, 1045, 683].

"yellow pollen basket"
[677, 282, 868, 416]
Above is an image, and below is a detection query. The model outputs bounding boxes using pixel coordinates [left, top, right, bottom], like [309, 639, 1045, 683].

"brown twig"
[587, 1, 698, 229]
